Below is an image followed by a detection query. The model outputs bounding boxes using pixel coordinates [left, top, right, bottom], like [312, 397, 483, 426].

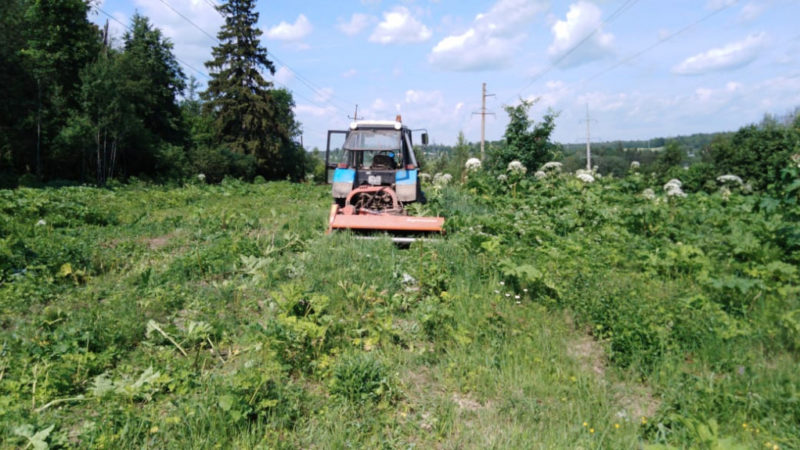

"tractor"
[325, 116, 444, 243]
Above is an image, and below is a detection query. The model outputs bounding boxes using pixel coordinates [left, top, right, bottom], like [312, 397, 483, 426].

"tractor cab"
[326, 117, 428, 206]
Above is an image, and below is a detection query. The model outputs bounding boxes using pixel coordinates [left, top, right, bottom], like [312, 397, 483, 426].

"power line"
[96, 5, 336, 117]
[581, 1, 739, 86]
[508, 0, 641, 103]
[155, 0, 219, 43]
[154, 0, 352, 114]
[96, 7, 210, 80]
[201, 0, 219, 10]
[267, 53, 353, 112]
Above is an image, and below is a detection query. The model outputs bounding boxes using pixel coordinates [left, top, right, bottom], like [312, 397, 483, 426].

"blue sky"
[93, 0, 800, 150]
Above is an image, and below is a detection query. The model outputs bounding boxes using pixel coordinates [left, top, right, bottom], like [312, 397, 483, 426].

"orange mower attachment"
[327, 185, 444, 243]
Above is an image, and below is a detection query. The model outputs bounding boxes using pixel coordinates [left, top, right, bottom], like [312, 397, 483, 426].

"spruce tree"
[203, 0, 303, 179]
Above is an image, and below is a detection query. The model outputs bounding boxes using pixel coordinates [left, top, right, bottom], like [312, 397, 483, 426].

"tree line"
[426, 100, 799, 194]
[0, 0, 310, 188]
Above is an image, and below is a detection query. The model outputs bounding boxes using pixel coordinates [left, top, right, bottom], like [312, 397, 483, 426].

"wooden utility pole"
[473, 83, 495, 161]
[348, 104, 361, 122]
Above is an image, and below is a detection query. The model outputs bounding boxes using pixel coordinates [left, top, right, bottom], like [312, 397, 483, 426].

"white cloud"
[548, 1, 614, 68]
[372, 98, 388, 112]
[266, 14, 313, 41]
[123, 0, 224, 80]
[106, 11, 129, 44]
[706, 0, 737, 10]
[429, 29, 522, 71]
[428, 0, 547, 71]
[672, 32, 767, 75]
[577, 90, 629, 112]
[341, 69, 358, 78]
[294, 104, 337, 117]
[405, 89, 444, 106]
[476, 0, 549, 36]
[369, 6, 432, 44]
[726, 81, 743, 92]
[338, 13, 373, 36]
[739, 2, 765, 22]
[274, 66, 294, 85]
[314, 87, 335, 103]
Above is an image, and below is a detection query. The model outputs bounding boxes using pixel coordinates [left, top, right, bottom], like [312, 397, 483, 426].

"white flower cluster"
[720, 186, 732, 200]
[540, 161, 562, 172]
[497, 174, 508, 182]
[433, 173, 452, 186]
[716, 174, 743, 186]
[630, 161, 640, 170]
[534, 171, 547, 180]
[642, 188, 656, 200]
[663, 179, 686, 197]
[419, 173, 432, 183]
[575, 169, 595, 183]
[35, 219, 47, 227]
[507, 160, 527, 174]
[197, 173, 206, 182]
[792, 153, 800, 168]
[465, 158, 482, 172]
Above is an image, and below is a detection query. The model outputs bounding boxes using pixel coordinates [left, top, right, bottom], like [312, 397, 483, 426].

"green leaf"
[218, 394, 234, 412]
[57, 263, 73, 277]
[13, 424, 54, 450]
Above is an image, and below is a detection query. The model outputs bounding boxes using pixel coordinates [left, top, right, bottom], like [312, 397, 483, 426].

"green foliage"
[707, 120, 800, 191]
[654, 141, 687, 178]
[1, 168, 799, 447]
[488, 98, 561, 173]
[329, 352, 396, 404]
[202, 0, 305, 181]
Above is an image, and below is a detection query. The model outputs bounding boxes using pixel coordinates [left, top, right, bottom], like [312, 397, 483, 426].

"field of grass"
[1, 173, 798, 448]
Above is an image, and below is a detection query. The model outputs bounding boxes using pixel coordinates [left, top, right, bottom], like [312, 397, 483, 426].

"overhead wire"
[580, 1, 739, 86]
[95, 5, 326, 142]
[96, 6, 210, 80]
[507, 0, 642, 104]
[153, 0, 353, 114]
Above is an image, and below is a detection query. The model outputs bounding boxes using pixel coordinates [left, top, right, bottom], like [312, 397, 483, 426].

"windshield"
[344, 129, 401, 151]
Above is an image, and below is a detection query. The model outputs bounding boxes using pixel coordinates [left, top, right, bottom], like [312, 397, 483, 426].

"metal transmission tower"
[473, 83, 495, 161]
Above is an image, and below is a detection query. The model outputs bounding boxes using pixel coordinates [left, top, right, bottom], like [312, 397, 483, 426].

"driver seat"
[371, 154, 396, 169]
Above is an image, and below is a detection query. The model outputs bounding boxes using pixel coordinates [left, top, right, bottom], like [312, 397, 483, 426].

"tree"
[654, 141, 686, 177]
[0, 0, 33, 181]
[490, 98, 560, 173]
[706, 122, 798, 191]
[450, 131, 470, 179]
[20, 0, 100, 178]
[203, 0, 304, 180]
[117, 14, 187, 177]
[121, 15, 186, 144]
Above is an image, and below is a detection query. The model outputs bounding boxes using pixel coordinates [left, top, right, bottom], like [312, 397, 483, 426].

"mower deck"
[327, 203, 444, 242]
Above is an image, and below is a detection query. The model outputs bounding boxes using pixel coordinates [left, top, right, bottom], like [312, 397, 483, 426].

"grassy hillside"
[1, 175, 798, 448]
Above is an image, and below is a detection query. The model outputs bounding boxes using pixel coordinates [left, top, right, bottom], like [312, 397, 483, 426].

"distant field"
[1, 177, 797, 448]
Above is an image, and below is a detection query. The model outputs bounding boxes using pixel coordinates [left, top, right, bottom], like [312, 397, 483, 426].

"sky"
[93, 0, 800, 150]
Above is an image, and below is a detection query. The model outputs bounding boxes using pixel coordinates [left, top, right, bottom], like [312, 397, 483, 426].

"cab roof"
[349, 120, 407, 131]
